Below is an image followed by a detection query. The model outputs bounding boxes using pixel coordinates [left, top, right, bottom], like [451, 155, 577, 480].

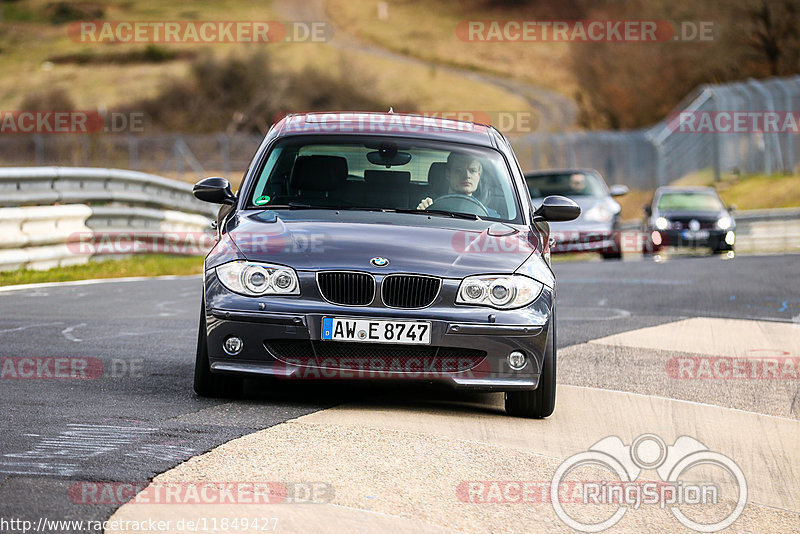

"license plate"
[321, 318, 431, 344]
[681, 230, 709, 240]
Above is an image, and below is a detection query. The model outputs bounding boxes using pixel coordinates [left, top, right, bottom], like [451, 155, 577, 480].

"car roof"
[270, 111, 499, 147]
[524, 168, 602, 177]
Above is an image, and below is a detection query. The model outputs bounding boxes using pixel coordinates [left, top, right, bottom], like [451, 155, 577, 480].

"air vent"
[382, 274, 441, 308]
[317, 272, 375, 306]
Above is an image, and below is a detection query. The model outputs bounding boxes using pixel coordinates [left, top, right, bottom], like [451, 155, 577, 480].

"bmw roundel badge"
[371, 257, 389, 267]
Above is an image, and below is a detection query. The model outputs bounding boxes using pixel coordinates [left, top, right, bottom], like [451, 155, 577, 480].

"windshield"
[247, 137, 520, 222]
[525, 171, 607, 198]
[657, 191, 724, 212]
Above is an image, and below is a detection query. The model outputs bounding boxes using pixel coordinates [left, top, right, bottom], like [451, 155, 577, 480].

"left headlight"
[583, 205, 613, 223]
[456, 274, 543, 310]
[215, 260, 300, 296]
[715, 216, 732, 230]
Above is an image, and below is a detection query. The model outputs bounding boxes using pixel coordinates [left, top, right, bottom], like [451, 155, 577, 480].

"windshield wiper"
[257, 203, 341, 210]
[262, 204, 480, 220]
[393, 208, 480, 221]
[283, 204, 401, 213]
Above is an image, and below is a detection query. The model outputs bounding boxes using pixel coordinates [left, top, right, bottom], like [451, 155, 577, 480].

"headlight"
[583, 205, 613, 223]
[215, 261, 300, 296]
[456, 275, 543, 309]
[655, 217, 670, 230]
[715, 216, 732, 230]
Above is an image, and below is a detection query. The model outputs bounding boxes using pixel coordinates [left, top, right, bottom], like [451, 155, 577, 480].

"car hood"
[226, 210, 542, 278]
[657, 210, 727, 222]
[532, 195, 620, 232]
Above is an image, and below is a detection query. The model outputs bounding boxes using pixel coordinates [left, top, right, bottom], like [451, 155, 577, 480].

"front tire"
[194, 300, 242, 398]
[505, 311, 556, 418]
[602, 232, 623, 260]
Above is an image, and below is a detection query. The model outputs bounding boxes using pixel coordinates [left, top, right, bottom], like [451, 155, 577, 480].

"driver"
[568, 173, 587, 195]
[416, 152, 498, 216]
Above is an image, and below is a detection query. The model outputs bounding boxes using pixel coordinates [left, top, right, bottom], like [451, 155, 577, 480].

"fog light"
[223, 336, 243, 355]
[725, 231, 735, 246]
[508, 351, 527, 370]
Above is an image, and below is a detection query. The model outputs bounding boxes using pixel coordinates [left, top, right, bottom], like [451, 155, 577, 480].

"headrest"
[427, 162, 448, 195]
[364, 170, 411, 188]
[291, 155, 348, 191]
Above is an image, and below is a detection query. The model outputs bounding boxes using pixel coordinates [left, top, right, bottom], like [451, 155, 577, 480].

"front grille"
[264, 339, 486, 370]
[317, 272, 375, 306]
[382, 274, 441, 308]
[669, 218, 716, 230]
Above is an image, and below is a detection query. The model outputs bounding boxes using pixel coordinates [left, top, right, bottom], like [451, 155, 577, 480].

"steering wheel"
[428, 194, 489, 217]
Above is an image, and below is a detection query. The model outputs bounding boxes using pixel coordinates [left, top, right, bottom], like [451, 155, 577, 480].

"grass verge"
[325, 0, 577, 96]
[0, 0, 531, 118]
[0, 255, 203, 287]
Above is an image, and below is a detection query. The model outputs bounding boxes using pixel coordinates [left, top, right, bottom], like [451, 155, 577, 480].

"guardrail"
[0, 166, 217, 217]
[0, 167, 216, 271]
[733, 209, 800, 253]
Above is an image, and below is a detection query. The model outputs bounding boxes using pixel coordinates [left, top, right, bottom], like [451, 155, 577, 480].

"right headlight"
[215, 260, 300, 297]
[655, 217, 670, 230]
[456, 274, 543, 310]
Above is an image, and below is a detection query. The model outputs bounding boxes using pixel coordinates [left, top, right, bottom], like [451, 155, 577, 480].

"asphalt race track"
[1, 253, 798, 532]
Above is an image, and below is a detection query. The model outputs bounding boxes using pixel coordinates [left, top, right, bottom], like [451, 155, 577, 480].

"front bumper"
[550, 229, 619, 253]
[652, 229, 734, 250]
[203, 270, 553, 391]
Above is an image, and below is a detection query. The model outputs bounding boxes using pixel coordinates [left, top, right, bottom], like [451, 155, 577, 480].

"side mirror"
[193, 177, 236, 205]
[643, 205, 652, 216]
[609, 184, 629, 197]
[534, 195, 581, 222]
[728, 204, 737, 212]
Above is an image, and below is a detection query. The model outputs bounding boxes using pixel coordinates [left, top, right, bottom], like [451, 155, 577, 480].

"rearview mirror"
[609, 184, 629, 197]
[193, 177, 236, 205]
[534, 195, 581, 222]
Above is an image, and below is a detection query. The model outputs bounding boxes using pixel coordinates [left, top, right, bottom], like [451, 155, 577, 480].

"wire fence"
[0, 133, 262, 180]
[1, 76, 798, 189]
[518, 75, 800, 189]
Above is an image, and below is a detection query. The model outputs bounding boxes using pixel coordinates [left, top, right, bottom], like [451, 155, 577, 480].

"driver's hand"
[416, 197, 433, 210]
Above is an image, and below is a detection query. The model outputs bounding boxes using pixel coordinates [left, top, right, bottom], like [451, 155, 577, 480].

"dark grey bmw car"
[191, 112, 579, 418]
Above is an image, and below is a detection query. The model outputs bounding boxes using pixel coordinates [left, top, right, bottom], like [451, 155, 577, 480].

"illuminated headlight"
[457, 275, 543, 309]
[655, 217, 670, 230]
[715, 216, 732, 230]
[583, 205, 612, 223]
[215, 261, 300, 296]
